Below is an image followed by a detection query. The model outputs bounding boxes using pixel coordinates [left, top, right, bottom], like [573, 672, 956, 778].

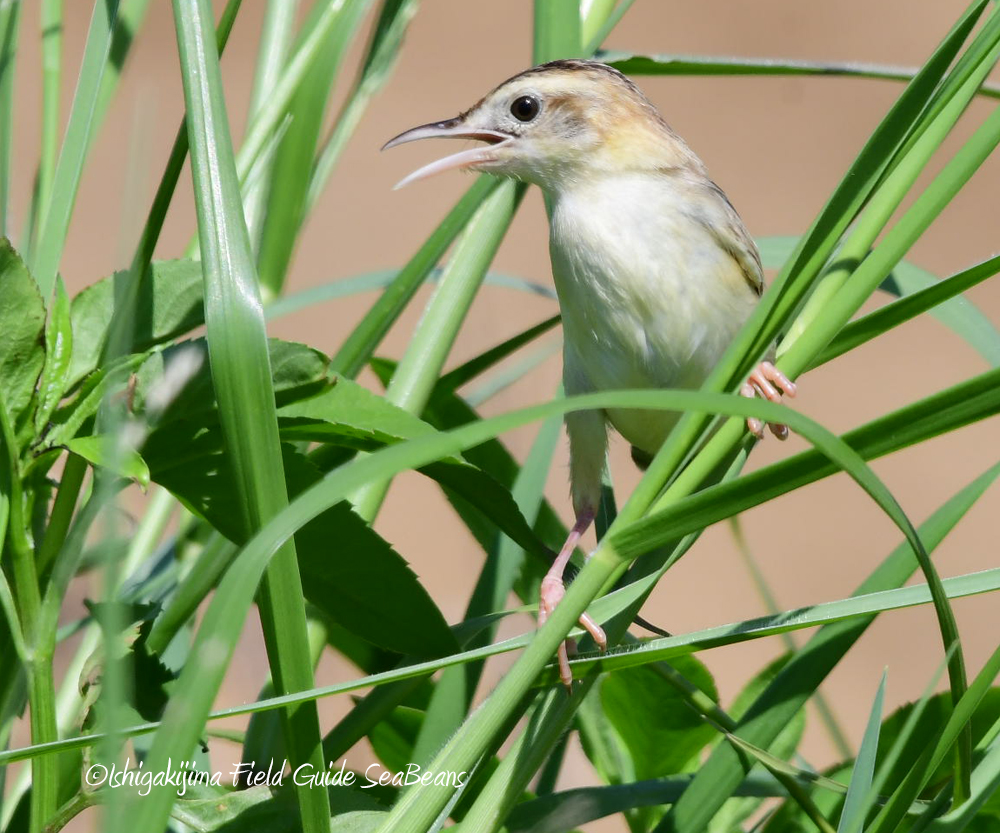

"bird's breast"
[549, 174, 756, 451]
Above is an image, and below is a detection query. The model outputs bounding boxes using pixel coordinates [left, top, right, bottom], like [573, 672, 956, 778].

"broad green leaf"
[0, 239, 46, 440]
[329, 811, 388, 833]
[602, 656, 718, 779]
[279, 375, 550, 561]
[67, 259, 204, 389]
[63, 436, 149, 488]
[35, 277, 73, 433]
[145, 435, 456, 657]
[169, 785, 297, 832]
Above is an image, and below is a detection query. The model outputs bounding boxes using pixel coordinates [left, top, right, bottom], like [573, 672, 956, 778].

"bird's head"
[383, 59, 695, 192]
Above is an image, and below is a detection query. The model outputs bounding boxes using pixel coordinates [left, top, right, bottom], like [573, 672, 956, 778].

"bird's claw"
[540, 575, 607, 691]
[741, 361, 796, 440]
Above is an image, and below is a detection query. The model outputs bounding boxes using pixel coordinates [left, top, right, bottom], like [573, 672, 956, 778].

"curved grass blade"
[31, 0, 121, 298]
[601, 50, 1000, 100]
[332, 175, 499, 378]
[8, 560, 999, 773]
[139, 4, 330, 833]
[817, 255, 1000, 368]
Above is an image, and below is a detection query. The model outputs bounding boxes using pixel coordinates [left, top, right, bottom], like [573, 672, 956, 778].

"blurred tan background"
[7, 1, 999, 830]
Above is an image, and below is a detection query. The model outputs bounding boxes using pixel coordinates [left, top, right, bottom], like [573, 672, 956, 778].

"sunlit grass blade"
[0, 0, 21, 238]
[332, 175, 499, 377]
[816, 255, 1000, 368]
[255, 0, 372, 295]
[836, 671, 886, 833]
[241, 0, 301, 248]
[602, 50, 1000, 100]
[31, 0, 121, 298]
[128, 3, 330, 832]
[6, 561, 1000, 770]
[307, 0, 419, 209]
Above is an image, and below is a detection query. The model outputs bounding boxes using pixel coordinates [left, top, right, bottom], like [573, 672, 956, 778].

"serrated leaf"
[144, 435, 456, 657]
[280, 375, 550, 561]
[0, 238, 46, 440]
[601, 655, 718, 780]
[329, 811, 388, 833]
[63, 435, 150, 487]
[67, 258, 204, 390]
[170, 785, 296, 832]
[35, 275, 73, 433]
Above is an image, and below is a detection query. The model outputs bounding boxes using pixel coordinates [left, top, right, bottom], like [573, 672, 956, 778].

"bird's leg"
[539, 505, 607, 690]
[541, 403, 610, 689]
[741, 360, 797, 440]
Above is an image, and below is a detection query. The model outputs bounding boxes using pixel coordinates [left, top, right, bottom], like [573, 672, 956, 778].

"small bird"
[384, 59, 795, 687]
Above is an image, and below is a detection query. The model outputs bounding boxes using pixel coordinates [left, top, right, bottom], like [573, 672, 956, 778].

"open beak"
[382, 118, 513, 189]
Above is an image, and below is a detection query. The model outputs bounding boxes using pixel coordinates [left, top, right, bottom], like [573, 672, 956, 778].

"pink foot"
[741, 361, 797, 440]
[540, 507, 606, 690]
[539, 574, 607, 690]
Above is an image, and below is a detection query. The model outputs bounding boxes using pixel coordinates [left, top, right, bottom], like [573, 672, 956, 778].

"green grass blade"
[307, 0, 418, 209]
[6, 562, 1000, 769]
[31, 0, 120, 298]
[534, 0, 583, 61]
[584, 0, 637, 54]
[255, 0, 372, 295]
[332, 175, 499, 377]
[602, 50, 1000, 99]
[241, 0, 301, 248]
[817, 255, 1000, 368]
[836, 672, 886, 833]
[0, 0, 19, 238]
[351, 180, 524, 519]
[36, 0, 63, 253]
[129, 3, 330, 832]
[867, 642, 1000, 833]
[648, 460, 1000, 833]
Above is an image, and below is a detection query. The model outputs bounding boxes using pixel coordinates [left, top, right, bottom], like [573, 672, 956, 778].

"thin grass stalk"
[0, 390, 57, 832]
[306, 0, 418, 210]
[0, 0, 21, 238]
[7, 555, 1000, 768]
[241, 0, 300, 248]
[331, 175, 499, 378]
[36, 0, 62, 236]
[352, 180, 523, 520]
[30, 0, 120, 299]
[255, 0, 372, 296]
[91, 0, 153, 137]
[130, 3, 331, 832]
[603, 51, 1000, 100]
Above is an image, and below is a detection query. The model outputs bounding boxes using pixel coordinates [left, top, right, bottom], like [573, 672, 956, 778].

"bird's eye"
[510, 95, 540, 122]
